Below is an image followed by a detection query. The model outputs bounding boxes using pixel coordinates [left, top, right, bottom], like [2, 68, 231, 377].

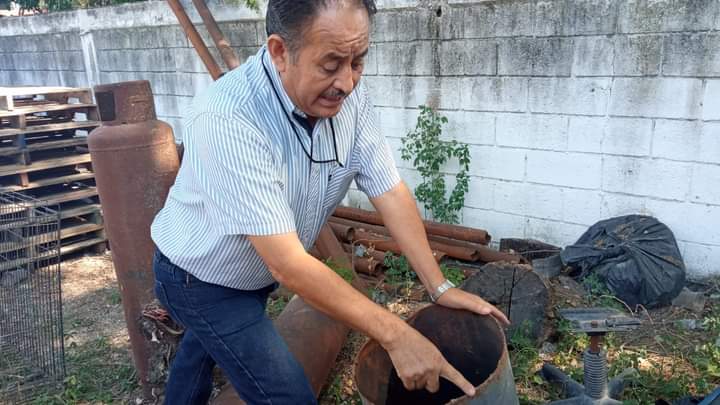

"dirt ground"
[52, 253, 720, 405]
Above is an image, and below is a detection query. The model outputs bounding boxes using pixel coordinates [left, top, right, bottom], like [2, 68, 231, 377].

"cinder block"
[439, 39, 496, 76]
[173, 48, 212, 73]
[679, 241, 720, 279]
[464, 77, 528, 112]
[373, 9, 435, 42]
[704, 80, 720, 120]
[609, 78, 703, 119]
[364, 45, 378, 76]
[214, 22, 259, 47]
[690, 163, 720, 205]
[602, 155, 691, 200]
[496, 113, 569, 150]
[663, 33, 720, 77]
[154, 95, 193, 118]
[526, 217, 588, 247]
[442, 110, 495, 145]
[603, 117, 653, 156]
[613, 35, 662, 76]
[256, 21, 267, 45]
[529, 78, 611, 116]
[376, 41, 434, 76]
[618, 0, 720, 33]
[498, 37, 573, 76]
[526, 150, 602, 189]
[563, 188, 602, 225]
[652, 120, 702, 162]
[573, 36, 613, 76]
[463, 207, 528, 240]
[494, 181, 564, 221]
[436, 77, 463, 110]
[464, 177, 495, 210]
[533, 0, 618, 36]
[700, 123, 720, 164]
[680, 202, 720, 245]
[468, 145, 526, 181]
[568, 116, 605, 153]
[456, 1, 533, 39]
[376, 107, 420, 139]
[365, 76, 435, 108]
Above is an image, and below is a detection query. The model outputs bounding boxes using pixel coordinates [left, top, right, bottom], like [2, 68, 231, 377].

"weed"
[440, 264, 465, 286]
[400, 105, 470, 224]
[383, 253, 415, 286]
[325, 258, 355, 283]
[266, 295, 290, 320]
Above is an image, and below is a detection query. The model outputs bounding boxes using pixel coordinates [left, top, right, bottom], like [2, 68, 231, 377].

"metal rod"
[190, 0, 240, 71]
[166, 0, 223, 80]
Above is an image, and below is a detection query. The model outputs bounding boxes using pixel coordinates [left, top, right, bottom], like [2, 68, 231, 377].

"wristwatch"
[430, 279, 456, 302]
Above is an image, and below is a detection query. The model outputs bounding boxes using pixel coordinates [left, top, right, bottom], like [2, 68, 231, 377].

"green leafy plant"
[383, 252, 415, 286]
[325, 258, 355, 283]
[401, 105, 470, 224]
[440, 264, 465, 286]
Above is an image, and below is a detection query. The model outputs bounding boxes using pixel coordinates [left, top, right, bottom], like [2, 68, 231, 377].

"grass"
[32, 336, 137, 404]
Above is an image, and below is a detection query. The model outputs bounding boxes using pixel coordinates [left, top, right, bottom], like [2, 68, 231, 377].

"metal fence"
[0, 192, 64, 404]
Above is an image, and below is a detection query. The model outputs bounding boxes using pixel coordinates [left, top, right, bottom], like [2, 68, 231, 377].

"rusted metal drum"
[88, 120, 180, 398]
[94, 80, 157, 125]
[212, 295, 350, 404]
[355, 305, 519, 405]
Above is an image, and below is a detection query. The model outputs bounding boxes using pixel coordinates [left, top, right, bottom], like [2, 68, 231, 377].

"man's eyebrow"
[322, 48, 370, 61]
[354, 48, 369, 59]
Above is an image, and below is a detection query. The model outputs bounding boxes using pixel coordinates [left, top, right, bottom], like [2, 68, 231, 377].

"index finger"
[440, 360, 475, 397]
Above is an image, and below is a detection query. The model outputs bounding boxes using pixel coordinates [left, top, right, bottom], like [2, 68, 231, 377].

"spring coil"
[583, 348, 608, 399]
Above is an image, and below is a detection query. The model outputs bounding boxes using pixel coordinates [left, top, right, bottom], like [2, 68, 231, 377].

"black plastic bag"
[560, 215, 685, 309]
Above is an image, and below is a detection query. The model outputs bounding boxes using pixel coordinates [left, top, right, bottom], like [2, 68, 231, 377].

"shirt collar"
[260, 46, 309, 120]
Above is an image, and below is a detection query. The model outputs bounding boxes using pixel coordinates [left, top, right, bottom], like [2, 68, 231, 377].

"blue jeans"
[152, 250, 316, 405]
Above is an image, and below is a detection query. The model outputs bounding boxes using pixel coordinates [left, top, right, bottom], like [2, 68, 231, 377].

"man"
[151, 0, 510, 403]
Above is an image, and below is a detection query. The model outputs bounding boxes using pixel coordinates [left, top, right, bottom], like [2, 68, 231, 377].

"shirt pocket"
[323, 165, 358, 216]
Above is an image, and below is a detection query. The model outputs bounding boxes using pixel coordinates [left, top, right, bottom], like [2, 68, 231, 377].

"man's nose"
[334, 64, 354, 96]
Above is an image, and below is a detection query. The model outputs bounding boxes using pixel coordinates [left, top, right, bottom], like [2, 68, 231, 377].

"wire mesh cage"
[0, 192, 64, 404]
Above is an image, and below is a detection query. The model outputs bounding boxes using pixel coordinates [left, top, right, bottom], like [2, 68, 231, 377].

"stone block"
[573, 36, 614, 76]
[613, 35, 662, 76]
[463, 77, 528, 112]
[498, 37, 573, 76]
[444, 1, 532, 39]
[690, 163, 720, 205]
[563, 188, 603, 225]
[568, 116, 605, 152]
[603, 117, 653, 156]
[373, 8, 435, 42]
[663, 33, 720, 77]
[618, 0, 720, 33]
[610, 78, 703, 119]
[463, 207, 528, 240]
[468, 145, 526, 181]
[154, 95, 193, 118]
[526, 150, 602, 188]
[703, 79, 720, 120]
[602, 155, 691, 200]
[680, 242, 720, 279]
[439, 39, 496, 76]
[376, 41, 434, 76]
[533, 0, 618, 36]
[526, 217, 589, 247]
[441, 110, 495, 145]
[213, 21, 259, 47]
[494, 181, 564, 221]
[496, 113, 569, 150]
[463, 177, 495, 210]
[529, 78, 611, 116]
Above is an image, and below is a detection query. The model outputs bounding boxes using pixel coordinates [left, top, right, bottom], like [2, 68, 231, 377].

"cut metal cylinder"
[93, 80, 157, 125]
[355, 305, 519, 405]
[88, 120, 180, 398]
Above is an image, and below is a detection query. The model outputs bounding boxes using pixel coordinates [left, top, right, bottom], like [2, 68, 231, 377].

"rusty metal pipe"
[333, 206, 491, 245]
[355, 305, 519, 404]
[166, 0, 223, 80]
[88, 119, 180, 398]
[190, 0, 240, 70]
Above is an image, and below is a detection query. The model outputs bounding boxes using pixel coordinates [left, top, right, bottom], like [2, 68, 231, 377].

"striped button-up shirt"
[151, 47, 401, 290]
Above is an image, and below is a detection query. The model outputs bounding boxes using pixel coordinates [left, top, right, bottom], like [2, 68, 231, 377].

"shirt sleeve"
[188, 112, 296, 236]
[353, 83, 402, 198]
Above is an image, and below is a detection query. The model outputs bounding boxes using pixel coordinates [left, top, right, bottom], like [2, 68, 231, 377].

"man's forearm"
[370, 182, 446, 292]
[251, 234, 406, 347]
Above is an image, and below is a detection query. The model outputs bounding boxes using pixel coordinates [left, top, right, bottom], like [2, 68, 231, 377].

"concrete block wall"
[1, 0, 719, 278]
[350, 0, 720, 279]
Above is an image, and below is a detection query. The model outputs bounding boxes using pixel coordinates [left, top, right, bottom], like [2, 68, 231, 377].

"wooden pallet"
[0, 87, 106, 258]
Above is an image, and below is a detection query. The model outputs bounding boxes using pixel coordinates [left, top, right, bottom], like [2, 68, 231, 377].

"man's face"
[273, 4, 370, 119]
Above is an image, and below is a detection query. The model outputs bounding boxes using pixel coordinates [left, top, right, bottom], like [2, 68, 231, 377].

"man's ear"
[267, 34, 290, 72]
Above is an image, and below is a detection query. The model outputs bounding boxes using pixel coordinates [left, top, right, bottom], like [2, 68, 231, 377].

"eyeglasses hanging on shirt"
[261, 49, 344, 168]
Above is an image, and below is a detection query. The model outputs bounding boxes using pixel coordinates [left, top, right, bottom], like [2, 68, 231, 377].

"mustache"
[322, 89, 347, 99]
